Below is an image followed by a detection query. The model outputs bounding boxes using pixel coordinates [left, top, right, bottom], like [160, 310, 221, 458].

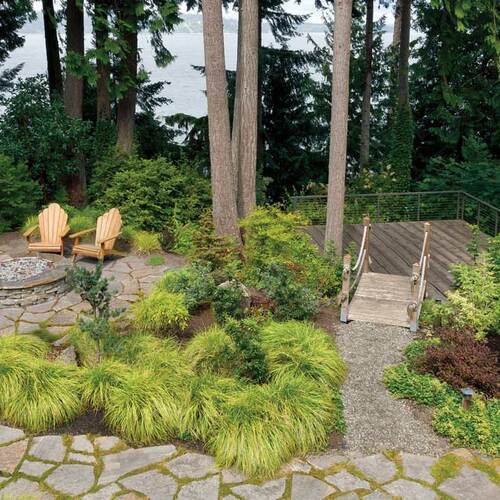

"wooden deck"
[305, 219, 478, 301]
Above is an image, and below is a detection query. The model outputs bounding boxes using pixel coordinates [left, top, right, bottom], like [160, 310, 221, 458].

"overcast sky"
[33, 1, 394, 25]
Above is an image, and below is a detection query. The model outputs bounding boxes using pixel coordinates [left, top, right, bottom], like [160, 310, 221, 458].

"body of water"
[6, 32, 327, 118]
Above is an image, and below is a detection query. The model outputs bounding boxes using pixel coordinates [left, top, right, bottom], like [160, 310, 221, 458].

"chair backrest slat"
[95, 208, 122, 251]
[38, 203, 68, 245]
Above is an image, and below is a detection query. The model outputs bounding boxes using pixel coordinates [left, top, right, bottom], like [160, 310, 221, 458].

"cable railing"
[290, 190, 500, 236]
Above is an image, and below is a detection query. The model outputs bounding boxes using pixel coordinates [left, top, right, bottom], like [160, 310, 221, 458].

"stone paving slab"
[0, 426, 498, 500]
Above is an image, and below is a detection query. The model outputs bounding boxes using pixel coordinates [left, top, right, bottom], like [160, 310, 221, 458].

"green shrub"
[261, 321, 346, 387]
[67, 263, 120, 360]
[212, 282, 247, 323]
[158, 262, 216, 312]
[486, 234, 500, 280]
[81, 360, 130, 409]
[240, 207, 342, 298]
[0, 354, 82, 432]
[132, 290, 190, 334]
[170, 220, 199, 255]
[0, 77, 92, 201]
[131, 230, 162, 254]
[433, 397, 500, 456]
[0, 334, 49, 358]
[383, 363, 458, 407]
[447, 261, 500, 338]
[256, 263, 319, 320]
[225, 319, 269, 384]
[419, 299, 453, 328]
[188, 212, 241, 270]
[99, 156, 211, 232]
[105, 368, 182, 444]
[0, 155, 41, 232]
[88, 148, 131, 200]
[185, 326, 239, 376]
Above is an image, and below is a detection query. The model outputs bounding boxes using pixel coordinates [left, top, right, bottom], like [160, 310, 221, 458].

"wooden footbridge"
[293, 191, 499, 331]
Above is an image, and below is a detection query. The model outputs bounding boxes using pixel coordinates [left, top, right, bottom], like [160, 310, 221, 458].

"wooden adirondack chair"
[70, 208, 122, 262]
[24, 203, 70, 256]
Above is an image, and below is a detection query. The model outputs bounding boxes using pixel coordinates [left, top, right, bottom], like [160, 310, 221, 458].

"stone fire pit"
[0, 256, 69, 308]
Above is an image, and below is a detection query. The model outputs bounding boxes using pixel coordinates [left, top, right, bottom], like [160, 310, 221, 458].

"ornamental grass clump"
[269, 374, 335, 454]
[210, 383, 293, 477]
[104, 368, 183, 445]
[0, 334, 49, 358]
[132, 289, 189, 334]
[185, 326, 239, 376]
[182, 374, 243, 441]
[261, 321, 346, 387]
[131, 230, 162, 255]
[81, 360, 131, 410]
[1, 356, 82, 432]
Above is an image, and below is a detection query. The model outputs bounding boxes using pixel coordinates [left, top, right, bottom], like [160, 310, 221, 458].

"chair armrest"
[98, 232, 122, 245]
[62, 225, 70, 237]
[69, 227, 96, 239]
[23, 225, 39, 238]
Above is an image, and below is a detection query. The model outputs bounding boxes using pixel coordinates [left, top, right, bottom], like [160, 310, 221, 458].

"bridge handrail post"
[411, 262, 420, 300]
[340, 254, 351, 323]
[362, 215, 371, 273]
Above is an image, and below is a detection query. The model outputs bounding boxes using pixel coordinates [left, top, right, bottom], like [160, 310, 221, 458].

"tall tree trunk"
[231, 8, 243, 198]
[256, 6, 264, 183]
[63, 0, 86, 206]
[398, 0, 411, 107]
[236, 0, 259, 217]
[392, 0, 402, 47]
[359, 0, 373, 170]
[41, 0, 63, 98]
[202, 0, 241, 241]
[94, 0, 111, 120]
[116, 5, 138, 153]
[325, 0, 353, 254]
[64, 0, 84, 117]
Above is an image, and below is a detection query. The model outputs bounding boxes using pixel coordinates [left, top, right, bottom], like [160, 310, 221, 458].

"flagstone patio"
[0, 247, 186, 337]
[0, 425, 498, 499]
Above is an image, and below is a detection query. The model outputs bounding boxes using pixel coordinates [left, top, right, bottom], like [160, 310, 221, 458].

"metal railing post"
[496, 212, 499, 236]
[477, 201, 481, 227]
[456, 192, 461, 220]
[376, 195, 381, 220]
[417, 193, 421, 221]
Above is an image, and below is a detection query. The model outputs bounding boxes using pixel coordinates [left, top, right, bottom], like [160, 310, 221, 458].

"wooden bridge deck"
[305, 219, 478, 301]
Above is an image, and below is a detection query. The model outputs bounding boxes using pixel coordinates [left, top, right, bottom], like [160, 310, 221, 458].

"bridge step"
[349, 272, 412, 328]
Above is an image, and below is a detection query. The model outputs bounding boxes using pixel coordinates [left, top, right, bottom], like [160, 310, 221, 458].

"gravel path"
[336, 321, 450, 456]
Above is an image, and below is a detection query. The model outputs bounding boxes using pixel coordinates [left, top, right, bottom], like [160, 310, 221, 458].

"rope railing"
[290, 190, 499, 236]
[408, 222, 432, 332]
[340, 216, 371, 323]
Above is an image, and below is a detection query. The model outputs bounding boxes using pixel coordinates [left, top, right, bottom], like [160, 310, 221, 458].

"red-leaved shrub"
[416, 327, 499, 398]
